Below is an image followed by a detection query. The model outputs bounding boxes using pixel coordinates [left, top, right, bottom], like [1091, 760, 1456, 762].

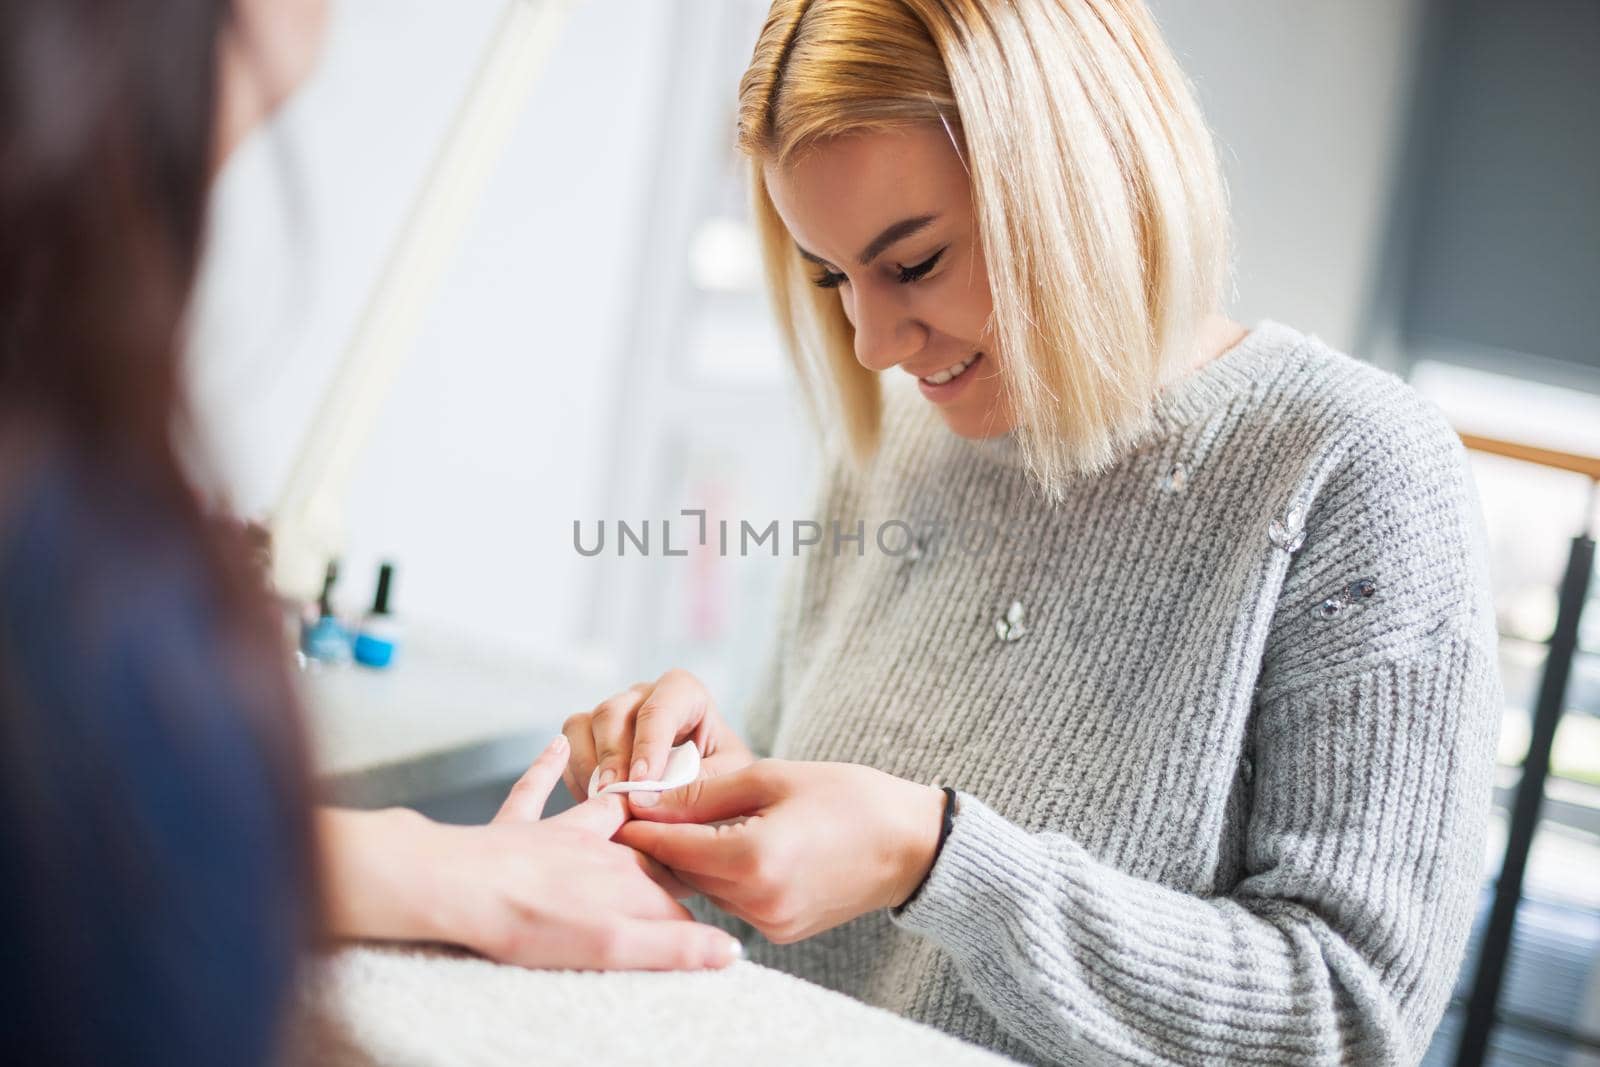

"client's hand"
[562, 668, 755, 800]
[319, 735, 744, 971]
[615, 760, 947, 944]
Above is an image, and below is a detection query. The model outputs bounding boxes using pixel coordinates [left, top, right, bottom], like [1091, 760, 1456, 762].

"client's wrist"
[320, 806, 447, 945]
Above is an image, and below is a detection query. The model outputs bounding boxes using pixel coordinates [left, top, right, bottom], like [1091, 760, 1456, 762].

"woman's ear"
[212, 0, 328, 170]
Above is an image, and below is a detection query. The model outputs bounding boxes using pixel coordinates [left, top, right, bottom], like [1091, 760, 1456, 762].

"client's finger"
[491, 735, 569, 824]
[551, 791, 629, 838]
[608, 875, 696, 922]
[561, 711, 602, 800]
[588, 920, 744, 972]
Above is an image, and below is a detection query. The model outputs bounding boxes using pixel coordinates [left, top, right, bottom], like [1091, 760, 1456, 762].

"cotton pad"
[588, 741, 701, 796]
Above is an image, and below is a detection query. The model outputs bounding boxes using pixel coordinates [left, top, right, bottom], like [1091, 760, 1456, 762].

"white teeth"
[922, 352, 980, 386]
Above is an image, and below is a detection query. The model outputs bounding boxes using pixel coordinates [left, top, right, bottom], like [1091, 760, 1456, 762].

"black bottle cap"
[371, 562, 396, 616]
[317, 559, 340, 618]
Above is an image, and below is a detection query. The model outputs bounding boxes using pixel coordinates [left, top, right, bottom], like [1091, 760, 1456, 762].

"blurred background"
[185, 1, 1599, 1063]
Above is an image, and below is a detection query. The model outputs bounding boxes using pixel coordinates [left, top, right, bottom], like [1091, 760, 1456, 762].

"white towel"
[297, 946, 1017, 1066]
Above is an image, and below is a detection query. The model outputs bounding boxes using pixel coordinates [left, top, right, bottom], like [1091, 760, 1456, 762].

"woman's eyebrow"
[856, 214, 938, 264]
[794, 213, 941, 268]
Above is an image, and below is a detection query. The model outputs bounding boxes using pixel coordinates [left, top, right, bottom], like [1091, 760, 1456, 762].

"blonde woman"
[564, 1, 1500, 1063]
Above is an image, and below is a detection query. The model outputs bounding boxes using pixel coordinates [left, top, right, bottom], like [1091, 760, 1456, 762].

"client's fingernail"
[598, 768, 617, 789]
[630, 790, 660, 808]
[727, 939, 744, 962]
[631, 759, 649, 781]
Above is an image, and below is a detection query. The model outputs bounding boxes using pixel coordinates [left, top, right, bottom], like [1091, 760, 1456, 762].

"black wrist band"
[898, 786, 958, 912]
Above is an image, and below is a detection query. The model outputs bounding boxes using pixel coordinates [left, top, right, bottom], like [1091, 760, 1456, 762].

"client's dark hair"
[0, 0, 320, 1060]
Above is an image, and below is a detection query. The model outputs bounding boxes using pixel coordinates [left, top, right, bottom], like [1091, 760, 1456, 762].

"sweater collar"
[1147, 319, 1300, 433]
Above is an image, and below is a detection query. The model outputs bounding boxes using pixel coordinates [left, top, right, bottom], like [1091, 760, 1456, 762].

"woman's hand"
[614, 760, 948, 944]
[562, 669, 755, 800]
[319, 735, 744, 971]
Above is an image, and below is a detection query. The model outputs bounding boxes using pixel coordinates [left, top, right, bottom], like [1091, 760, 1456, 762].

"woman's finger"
[610, 859, 754, 929]
[659, 864, 747, 905]
[613, 819, 751, 880]
[632, 850, 698, 901]
[698, 890, 757, 929]
[491, 735, 570, 824]
[590, 684, 649, 793]
[627, 762, 780, 824]
[629, 669, 714, 783]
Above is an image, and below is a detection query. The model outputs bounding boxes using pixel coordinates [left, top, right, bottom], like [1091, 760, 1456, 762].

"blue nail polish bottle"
[353, 562, 400, 669]
[301, 560, 352, 665]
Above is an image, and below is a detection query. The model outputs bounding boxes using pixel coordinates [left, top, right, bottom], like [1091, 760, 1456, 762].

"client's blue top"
[0, 450, 308, 1065]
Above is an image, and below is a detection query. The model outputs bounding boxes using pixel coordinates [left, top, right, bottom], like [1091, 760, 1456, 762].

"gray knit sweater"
[710, 321, 1501, 1066]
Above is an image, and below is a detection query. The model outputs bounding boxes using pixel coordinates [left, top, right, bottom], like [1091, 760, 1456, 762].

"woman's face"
[764, 124, 1013, 438]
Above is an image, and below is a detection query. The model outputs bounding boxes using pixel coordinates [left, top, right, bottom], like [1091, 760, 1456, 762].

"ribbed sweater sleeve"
[892, 636, 1497, 1064]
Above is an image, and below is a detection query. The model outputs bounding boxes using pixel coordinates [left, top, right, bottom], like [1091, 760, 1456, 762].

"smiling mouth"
[916, 351, 982, 386]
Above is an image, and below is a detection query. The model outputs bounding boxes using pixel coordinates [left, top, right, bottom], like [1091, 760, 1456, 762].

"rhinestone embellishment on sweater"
[1315, 576, 1378, 619]
[1158, 463, 1189, 494]
[994, 600, 1030, 643]
[894, 532, 930, 593]
[1268, 506, 1306, 554]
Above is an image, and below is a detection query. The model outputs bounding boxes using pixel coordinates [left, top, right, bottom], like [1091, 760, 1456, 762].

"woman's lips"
[916, 351, 984, 403]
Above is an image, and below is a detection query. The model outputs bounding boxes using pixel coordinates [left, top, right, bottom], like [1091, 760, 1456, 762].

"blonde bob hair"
[737, 0, 1230, 496]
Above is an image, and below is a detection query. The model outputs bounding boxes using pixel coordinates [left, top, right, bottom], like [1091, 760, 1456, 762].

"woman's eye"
[812, 269, 848, 290]
[896, 247, 946, 284]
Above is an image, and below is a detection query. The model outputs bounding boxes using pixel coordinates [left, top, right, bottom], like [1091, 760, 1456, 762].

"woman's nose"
[847, 291, 927, 372]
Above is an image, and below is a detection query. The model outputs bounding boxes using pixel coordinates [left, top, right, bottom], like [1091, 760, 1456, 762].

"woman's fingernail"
[598, 768, 617, 789]
[551, 735, 569, 754]
[631, 759, 649, 781]
[727, 939, 744, 962]
[630, 790, 660, 808]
